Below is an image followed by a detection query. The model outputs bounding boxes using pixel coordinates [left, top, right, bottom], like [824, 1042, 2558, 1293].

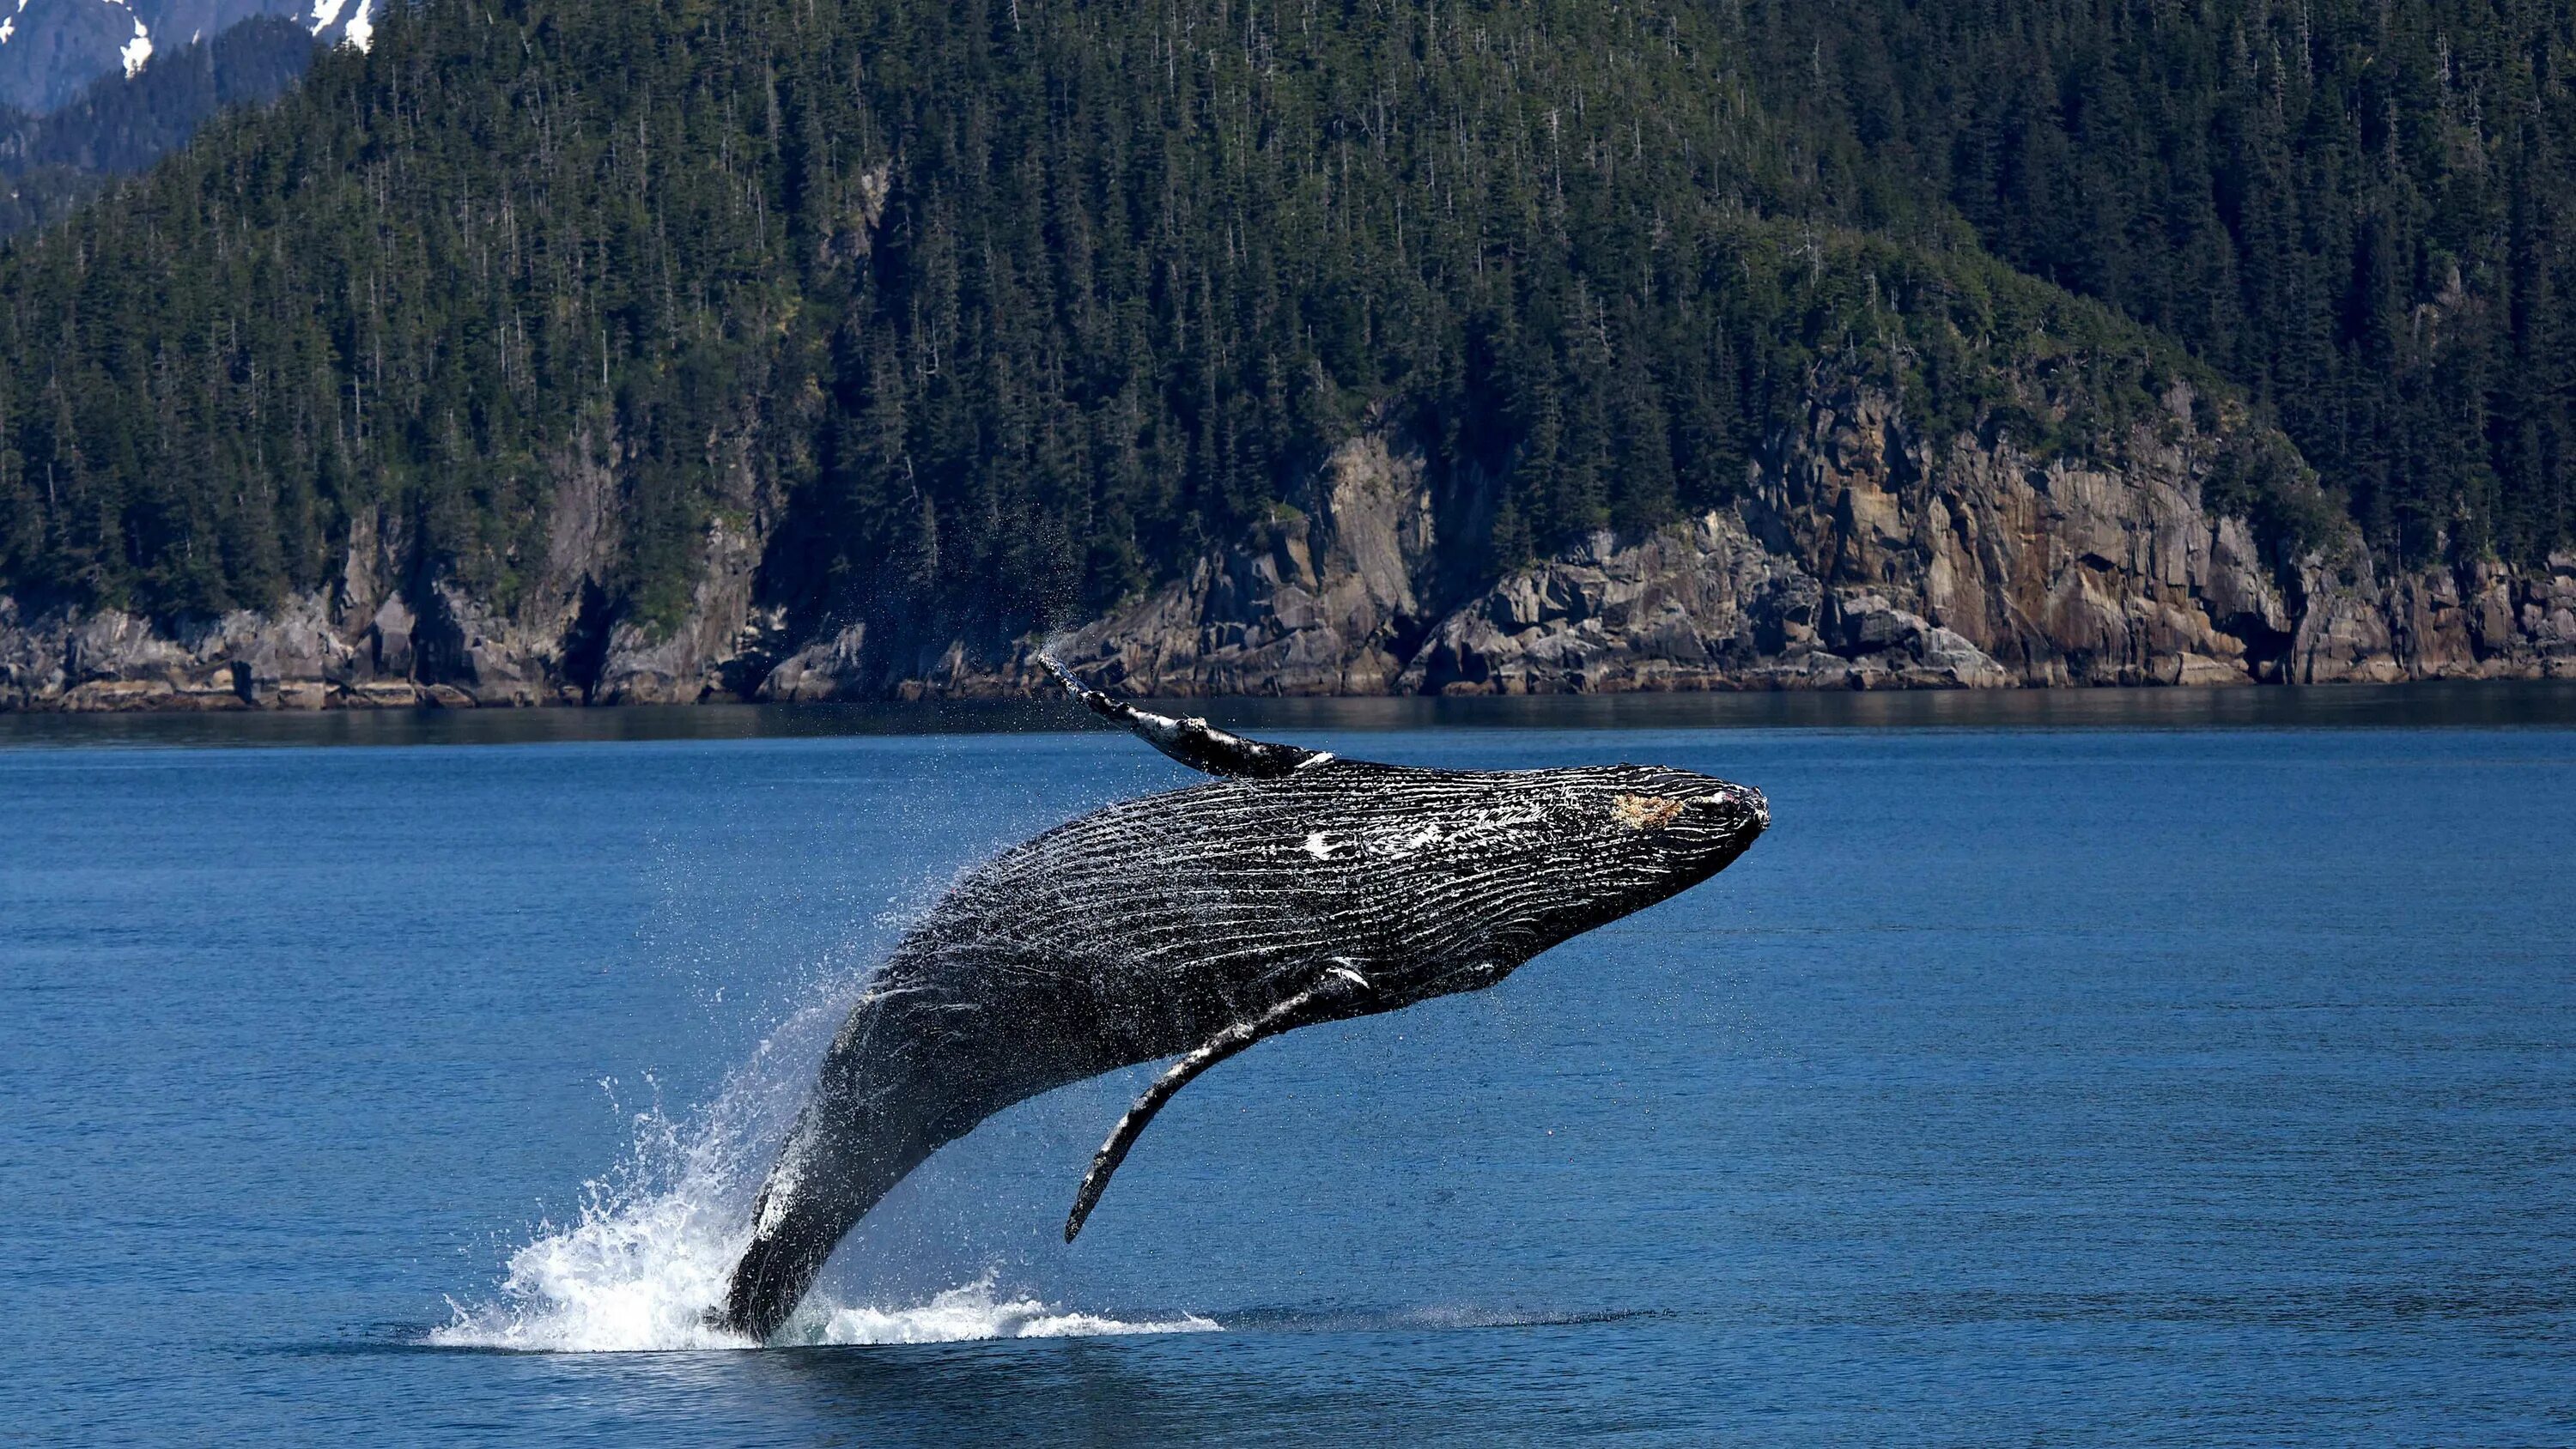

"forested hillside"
[0, 0, 2202, 628]
[0, 0, 2569, 706]
[1746, 0, 2576, 566]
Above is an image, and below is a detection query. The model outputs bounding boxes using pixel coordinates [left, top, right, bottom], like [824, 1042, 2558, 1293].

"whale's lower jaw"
[716, 1015, 1133, 1342]
[717, 1125, 938, 1343]
[717, 1223, 828, 1341]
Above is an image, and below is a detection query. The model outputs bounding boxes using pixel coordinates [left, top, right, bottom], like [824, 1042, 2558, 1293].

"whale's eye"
[1610, 793, 1686, 831]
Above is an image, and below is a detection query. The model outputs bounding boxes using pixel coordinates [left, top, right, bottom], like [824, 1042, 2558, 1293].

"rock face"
[0, 414, 781, 712]
[5, 373, 2573, 712]
[941, 378, 2576, 697]
[908, 435, 1442, 700]
[1382, 380, 2304, 694]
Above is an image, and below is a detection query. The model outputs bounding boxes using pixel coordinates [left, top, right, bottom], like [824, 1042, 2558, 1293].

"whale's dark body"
[718, 668, 1768, 1339]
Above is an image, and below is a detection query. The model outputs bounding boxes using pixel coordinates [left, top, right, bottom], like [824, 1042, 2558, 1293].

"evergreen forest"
[0, 0, 2567, 642]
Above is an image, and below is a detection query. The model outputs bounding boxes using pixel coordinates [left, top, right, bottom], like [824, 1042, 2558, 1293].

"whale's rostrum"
[716, 663, 1769, 1340]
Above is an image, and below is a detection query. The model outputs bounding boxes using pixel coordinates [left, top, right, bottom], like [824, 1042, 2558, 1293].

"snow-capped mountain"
[0, 0, 361, 115]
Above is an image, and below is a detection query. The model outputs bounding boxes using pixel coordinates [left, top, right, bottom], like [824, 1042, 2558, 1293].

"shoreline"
[6, 677, 2574, 749]
[3, 653, 2573, 717]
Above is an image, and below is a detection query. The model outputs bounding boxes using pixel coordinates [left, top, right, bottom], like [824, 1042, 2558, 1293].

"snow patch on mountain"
[308, 0, 364, 50]
[118, 13, 148, 76]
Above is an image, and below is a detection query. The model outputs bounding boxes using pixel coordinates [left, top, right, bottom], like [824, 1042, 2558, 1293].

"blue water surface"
[2, 708, 2571, 1443]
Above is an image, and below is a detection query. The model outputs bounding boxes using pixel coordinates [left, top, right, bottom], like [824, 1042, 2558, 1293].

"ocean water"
[2, 696, 2572, 1443]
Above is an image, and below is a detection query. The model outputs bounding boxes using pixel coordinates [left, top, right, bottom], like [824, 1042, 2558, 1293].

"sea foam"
[431, 1219, 1218, 1353]
[799, 1276, 1218, 1348]
[428, 993, 1218, 1353]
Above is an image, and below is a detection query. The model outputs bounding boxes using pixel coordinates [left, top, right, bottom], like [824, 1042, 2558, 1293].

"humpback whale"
[717, 664, 1769, 1340]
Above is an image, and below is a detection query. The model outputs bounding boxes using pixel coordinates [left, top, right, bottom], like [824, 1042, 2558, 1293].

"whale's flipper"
[1064, 962, 1374, 1242]
[1042, 654, 1333, 779]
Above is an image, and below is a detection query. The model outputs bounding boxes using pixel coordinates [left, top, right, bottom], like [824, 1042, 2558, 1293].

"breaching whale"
[716, 663, 1769, 1340]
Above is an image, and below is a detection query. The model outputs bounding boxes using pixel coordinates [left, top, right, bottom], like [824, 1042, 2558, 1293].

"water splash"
[427, 990, 1219, 1354]
[427, 1065, 769, 1353]
[433, 1223, 1217, 1353]
[792, 1274, 1218, 1348]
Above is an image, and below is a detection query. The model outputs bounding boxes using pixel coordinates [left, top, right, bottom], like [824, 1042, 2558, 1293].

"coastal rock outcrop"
[936, 378, 2573, 696]
[951, 434, 1441, 699]
[5, 376, 2573, 711]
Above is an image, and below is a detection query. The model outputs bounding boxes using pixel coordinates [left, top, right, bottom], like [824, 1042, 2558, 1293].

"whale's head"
[1355, 761, 1767, 993]
[1533, 760, 1768, 920]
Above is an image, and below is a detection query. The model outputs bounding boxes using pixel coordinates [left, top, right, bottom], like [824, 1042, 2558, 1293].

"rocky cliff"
[921, 374, 2576, 699]
[4, 373, 2572, 712]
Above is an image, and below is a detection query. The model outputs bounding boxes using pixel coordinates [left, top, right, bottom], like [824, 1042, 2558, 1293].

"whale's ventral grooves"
[716, 660, 1768, 1341]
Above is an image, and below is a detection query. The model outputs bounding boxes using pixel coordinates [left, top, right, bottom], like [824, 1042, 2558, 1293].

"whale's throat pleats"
[1063, 962, 1375, 1242]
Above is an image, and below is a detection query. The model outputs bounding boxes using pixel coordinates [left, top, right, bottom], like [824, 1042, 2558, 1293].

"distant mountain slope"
[0, 13, 312, 233]
[0, 0, 154, 114]
[0, 0, 350, 114]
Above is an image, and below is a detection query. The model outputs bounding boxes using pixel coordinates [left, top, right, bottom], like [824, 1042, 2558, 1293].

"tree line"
[0, 0, 2541, 648]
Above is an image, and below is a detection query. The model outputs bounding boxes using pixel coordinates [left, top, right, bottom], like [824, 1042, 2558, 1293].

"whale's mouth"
[1689, 785, 1769, 833]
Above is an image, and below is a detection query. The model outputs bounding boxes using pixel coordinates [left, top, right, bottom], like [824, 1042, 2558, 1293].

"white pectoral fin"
[1040, 652, 1330, 779]
[1063, 963, 1373, 1243]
